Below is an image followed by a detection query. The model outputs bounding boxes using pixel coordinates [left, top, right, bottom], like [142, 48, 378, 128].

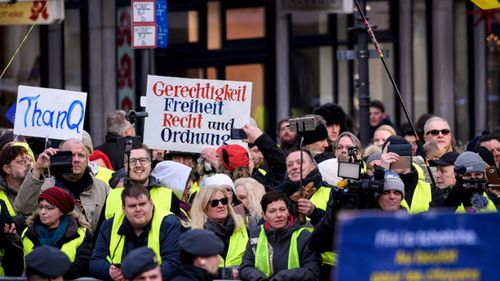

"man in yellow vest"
[445, 151, 498, 213]
[104, 145, 181, 219]
[239, 191, 320, 281]
[380, 136, 432, 214]
[89, 183, 181, 281]
[0, 144, 33, 216]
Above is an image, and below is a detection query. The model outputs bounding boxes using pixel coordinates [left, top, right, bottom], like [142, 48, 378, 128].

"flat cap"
[429, 151, 459, 167]
[179, 229, 224, 257]
[122, 247, 159, 280]
[26, 246, 71, 277]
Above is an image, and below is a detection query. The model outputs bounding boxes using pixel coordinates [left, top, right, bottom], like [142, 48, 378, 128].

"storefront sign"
[335, 211, 500, 281]
[0, 0, 64, 25]
[131, 0, 168, 48]
[14, 86, 87, 140]
[282, 0, 353, 13]
[143, 75, 252, 153]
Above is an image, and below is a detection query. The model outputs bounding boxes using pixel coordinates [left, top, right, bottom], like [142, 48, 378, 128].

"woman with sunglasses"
[21, 187, 92, 279]
[239, 191, 320, 281]
[190, 185, 248, 280]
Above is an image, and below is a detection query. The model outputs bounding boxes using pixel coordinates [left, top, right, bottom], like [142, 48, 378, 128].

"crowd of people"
[0, 103, 498, 281]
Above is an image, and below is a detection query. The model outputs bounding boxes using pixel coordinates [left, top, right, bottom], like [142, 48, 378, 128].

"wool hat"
[38, 187, 75, 214]
[313, 103, 347, 130]
[216, 144, 249, 172]
[152, 160, 192, 194]
[366, 152, 382, 166]
[455, 151, 486, 174]
[26, 246, 71, 277]
[429, 151, 460, 167]
[302, 124, 328, 146]
[90, 149, 113, 170]
[81, 130, 93, 154]
[180, 229, 224, 257]
[382, 171, 405, 197]
[204, 173, 235, 193]
[122, 247, 159, 280]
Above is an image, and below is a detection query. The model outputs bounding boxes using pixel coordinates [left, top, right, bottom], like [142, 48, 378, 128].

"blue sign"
[156, 0, 168, 48]
[5, 103, 16, 125]
[335, 211, 500, 281]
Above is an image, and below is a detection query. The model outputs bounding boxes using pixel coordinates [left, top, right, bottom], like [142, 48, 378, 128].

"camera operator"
[14, 139, 110, 234]
[379, 136, 432, 214]
[444, 151, 498, 213]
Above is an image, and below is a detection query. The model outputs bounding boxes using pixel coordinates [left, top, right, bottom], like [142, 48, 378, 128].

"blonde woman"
[373, 125, 397, 148]
[234, 178, 266, 229]
[190, 185, 249, 280]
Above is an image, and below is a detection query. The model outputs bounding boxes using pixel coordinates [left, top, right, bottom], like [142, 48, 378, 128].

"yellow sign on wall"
[0, 0, 64, 25]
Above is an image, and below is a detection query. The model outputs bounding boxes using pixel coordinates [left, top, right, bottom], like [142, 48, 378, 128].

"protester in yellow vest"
[0, 198, 23, 276]
[239, 191, 320, 281]
[0, 143, 33, 215]
[104, 145, 181, 219]
[190, 185, 248, 280]
[89, 183, 181, 281]
[380, 136, 432, 214]
[445, 151, 498, 213]
[21, 187, 92, 279]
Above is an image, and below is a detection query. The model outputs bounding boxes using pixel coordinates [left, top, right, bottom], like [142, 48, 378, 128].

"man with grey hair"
[95, 110, 136, 170]
[14, 138, 110, 233]
[423, 116, 454, 157]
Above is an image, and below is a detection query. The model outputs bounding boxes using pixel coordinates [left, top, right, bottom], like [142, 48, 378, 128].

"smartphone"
[50, 151, 73, 174]
[390, 156, 412, 170]
[230, 128, 247, 140]
[388, 144, 412, 156]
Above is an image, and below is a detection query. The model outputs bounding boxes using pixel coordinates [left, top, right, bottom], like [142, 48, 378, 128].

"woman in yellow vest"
[191, 185, 248, 280]
[21, 187, 91, 279]
[239, 191, 320, 281]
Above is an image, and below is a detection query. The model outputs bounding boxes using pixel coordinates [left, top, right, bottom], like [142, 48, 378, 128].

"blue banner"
[335, 211, 500, 281]
[5, 103, 16, 125]
[156, 0, 168, 48]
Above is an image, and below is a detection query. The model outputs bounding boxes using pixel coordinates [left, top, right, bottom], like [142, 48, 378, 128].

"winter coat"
[89, 210, 181, 281]
[14, 169, 110, 234]
[172, 265, 214, 281]
[239, 219, 320, 281]
[22, 213, 92, 279]
[94, 133, 126, 171]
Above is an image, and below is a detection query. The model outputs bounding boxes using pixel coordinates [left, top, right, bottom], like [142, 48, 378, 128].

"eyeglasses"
[37, 204, 57, 211]
[335, 145, 355, 151]
[130, 157, 150, 166]
[12, 157, 33, 165]
[426, 129, 451, 136]
[209, 197, 228, 208]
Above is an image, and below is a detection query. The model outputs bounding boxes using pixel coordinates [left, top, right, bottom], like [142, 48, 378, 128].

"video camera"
[335, 148, 385, 209]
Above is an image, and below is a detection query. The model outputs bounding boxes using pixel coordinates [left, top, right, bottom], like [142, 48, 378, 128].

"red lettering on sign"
[29, 1, 49, 21]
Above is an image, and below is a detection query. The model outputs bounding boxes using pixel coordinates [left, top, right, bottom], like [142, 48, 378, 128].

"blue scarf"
[35, 215, 69, 246]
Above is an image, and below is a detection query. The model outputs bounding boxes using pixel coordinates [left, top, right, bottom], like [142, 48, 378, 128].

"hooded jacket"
[239, 218, 320, 281]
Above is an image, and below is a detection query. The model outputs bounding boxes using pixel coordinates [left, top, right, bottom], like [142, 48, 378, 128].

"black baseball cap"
[429, 151, 459, 167]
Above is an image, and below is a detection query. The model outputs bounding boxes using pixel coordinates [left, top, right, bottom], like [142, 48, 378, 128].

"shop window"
[208, 1, 221, 49]
[226, 8, 265, 40]
[225, 64, 265, 129]
[169, 10, 199, 43]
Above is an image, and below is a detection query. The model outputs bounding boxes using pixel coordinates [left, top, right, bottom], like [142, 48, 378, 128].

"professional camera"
[335, 148, 385, 209]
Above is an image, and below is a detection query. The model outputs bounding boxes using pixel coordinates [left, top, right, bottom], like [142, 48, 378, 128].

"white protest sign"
[143, 75, 252, 153]
[14, 86, 87, 140]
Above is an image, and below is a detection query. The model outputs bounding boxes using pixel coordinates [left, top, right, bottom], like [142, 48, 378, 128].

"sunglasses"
[209, 197, 228, 208]
[426, 129, 451, 136]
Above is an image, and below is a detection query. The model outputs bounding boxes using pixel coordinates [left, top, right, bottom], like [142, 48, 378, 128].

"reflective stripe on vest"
[107, 209, 170, 264]
[258, 168, 267, 176]
[218, 222, 248, 268]
[456, 193, 497, 213]
[309, 186, 331, 211]
[105, 187, 173, 219]
[0, 191, 15, 216]
[255, 226, 307, 277]
[22, 227, 87, 262]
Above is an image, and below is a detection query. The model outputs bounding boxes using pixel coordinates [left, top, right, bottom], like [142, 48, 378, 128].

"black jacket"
[172, 265, 214, 281]
[239, 219, 320, 281]
[23, 216, 92, 279]
[94, 133, 126, 171]
[251, 134, 287, 191]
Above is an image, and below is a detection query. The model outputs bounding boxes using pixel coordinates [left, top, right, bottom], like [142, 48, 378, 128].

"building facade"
[0, 0, 498, 145]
